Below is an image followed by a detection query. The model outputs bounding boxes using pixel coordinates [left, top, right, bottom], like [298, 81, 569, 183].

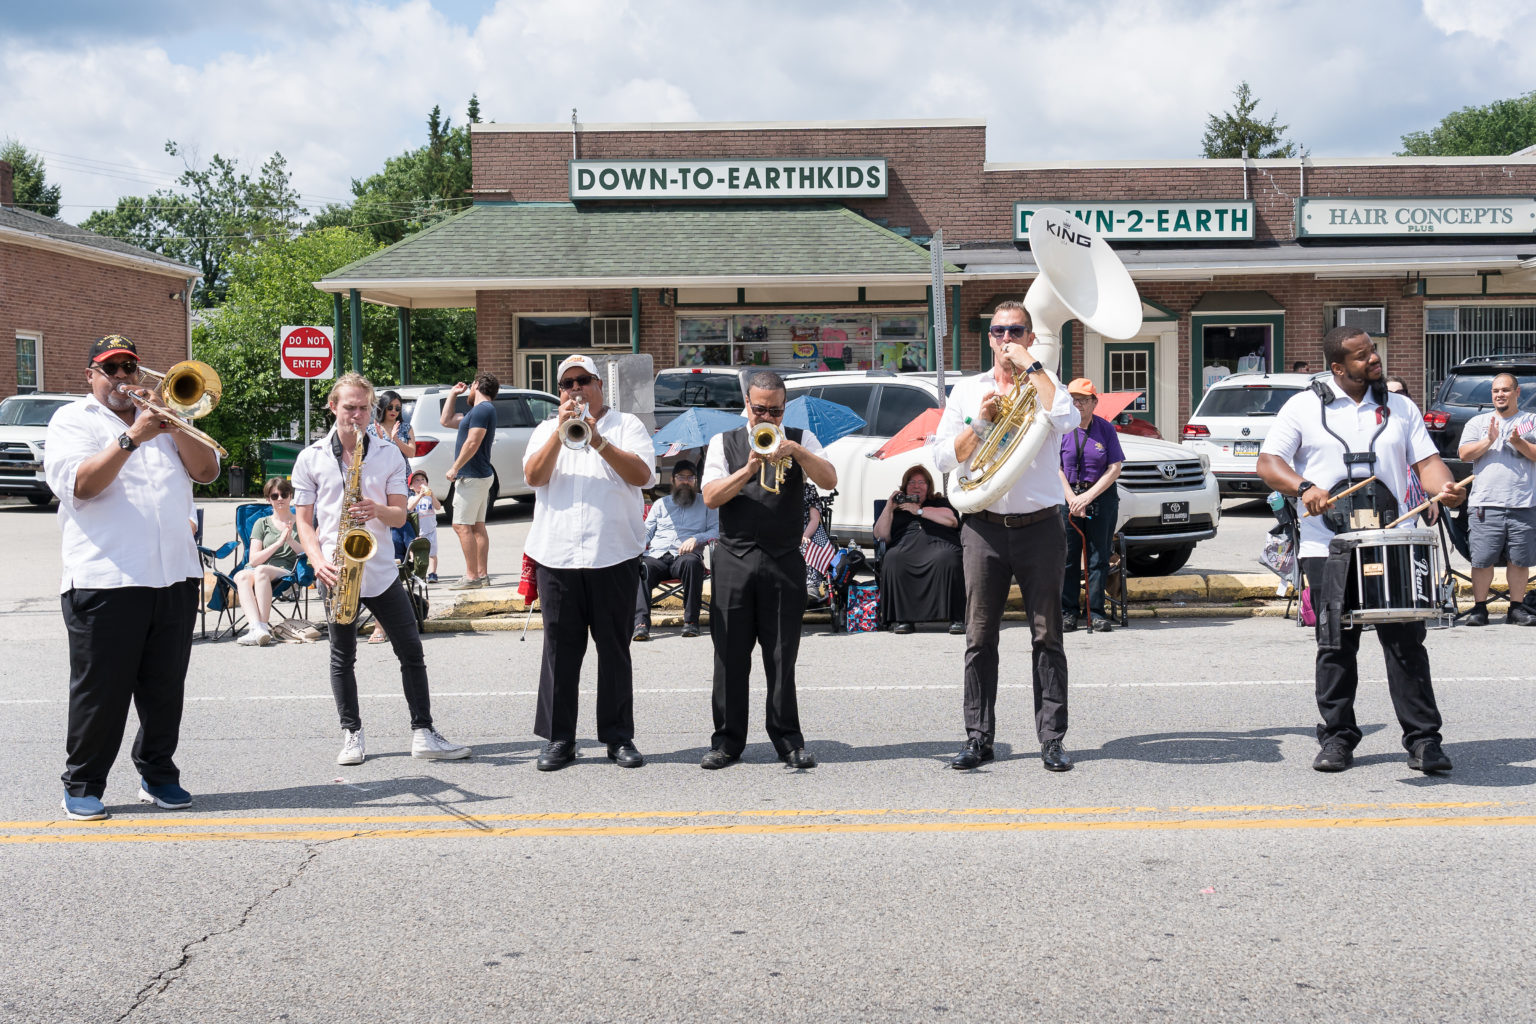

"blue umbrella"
[783, 394, 866, 446]
[651, 407, 746, 455]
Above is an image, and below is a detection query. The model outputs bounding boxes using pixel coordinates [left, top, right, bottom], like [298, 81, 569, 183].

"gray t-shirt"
[1459, 411, 1536, 508]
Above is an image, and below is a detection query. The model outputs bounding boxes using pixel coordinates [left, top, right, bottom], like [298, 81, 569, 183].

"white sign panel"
[1015, 202, 1255, 241]
[570, 158, 888, 200]
[279, 325, 335, 380]
[1296, 196, 1536, 237]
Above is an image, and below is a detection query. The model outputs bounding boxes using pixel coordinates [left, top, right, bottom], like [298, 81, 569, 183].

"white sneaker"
[237, 628, 268, 647]
[412, 728, 470, 760]
[337, 728, 366, 765]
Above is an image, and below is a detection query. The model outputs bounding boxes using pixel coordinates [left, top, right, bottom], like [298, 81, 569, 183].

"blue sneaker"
[61, 794, 109, 820]
[139, 779, 192, 809]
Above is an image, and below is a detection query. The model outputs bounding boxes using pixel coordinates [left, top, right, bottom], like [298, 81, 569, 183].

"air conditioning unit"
[591, 317, 632, 348]
[1336, 306, 1386, 336]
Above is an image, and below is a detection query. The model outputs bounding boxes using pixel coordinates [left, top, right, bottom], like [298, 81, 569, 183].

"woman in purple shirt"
[1058, 379, 1125, 632]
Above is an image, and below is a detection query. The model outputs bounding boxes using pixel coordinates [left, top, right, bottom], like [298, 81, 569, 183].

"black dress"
[879, 496, 965, 625]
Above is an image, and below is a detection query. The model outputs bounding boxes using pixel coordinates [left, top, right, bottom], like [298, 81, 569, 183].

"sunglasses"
[749, 403, 785, 418]
[558, 374, 596, 391]
[97, 359, 139, 376]
[386, 404, 401, 412]
[988, 325, 1031, 339]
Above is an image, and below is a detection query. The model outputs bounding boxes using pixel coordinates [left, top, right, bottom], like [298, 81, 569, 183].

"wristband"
[595, 436, 611, 453]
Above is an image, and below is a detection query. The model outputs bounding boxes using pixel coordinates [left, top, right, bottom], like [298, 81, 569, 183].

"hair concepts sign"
[1296, 196, 1536, 237]
[569, 158, 888, 200]
[1014, 202, 1256, 241]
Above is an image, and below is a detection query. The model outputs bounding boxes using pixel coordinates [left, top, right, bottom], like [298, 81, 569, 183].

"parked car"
[1181, 371, 1319, 498]
[1422, 355, 1536, 479]
[780, 370, 1220, 575]
[394, 384, 559, 515]
[654, 366, 753, 431]
[0, 392, 84, 506]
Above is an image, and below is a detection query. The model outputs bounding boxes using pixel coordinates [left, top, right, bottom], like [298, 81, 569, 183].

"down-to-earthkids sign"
[570, 158, 888, 200]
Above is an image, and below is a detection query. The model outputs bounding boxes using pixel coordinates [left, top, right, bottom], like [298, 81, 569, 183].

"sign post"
[930, 229, 946, 407]
[279, 325, 336, 443]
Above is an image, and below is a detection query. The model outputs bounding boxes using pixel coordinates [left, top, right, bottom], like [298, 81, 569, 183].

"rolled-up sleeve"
[929, 384, 970, 475]
[291, 449, 319, 507]
[1042, 371, 1078, 435]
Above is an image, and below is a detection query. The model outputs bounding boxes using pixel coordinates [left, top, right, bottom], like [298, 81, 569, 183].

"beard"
[672, 483, 697, 507]
[101, 386, 136, 413]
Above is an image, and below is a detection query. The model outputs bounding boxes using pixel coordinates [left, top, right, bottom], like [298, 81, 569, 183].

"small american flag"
[1402, 463, 1429, 524]
[803, 539, 836, 576]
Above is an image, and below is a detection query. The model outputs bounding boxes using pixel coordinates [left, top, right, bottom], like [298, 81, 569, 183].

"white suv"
[393, 385, 559, 514]
[0, 392, 84, 507]
[1181, 372, 1319, 498]
[782, 371, 1220, 576]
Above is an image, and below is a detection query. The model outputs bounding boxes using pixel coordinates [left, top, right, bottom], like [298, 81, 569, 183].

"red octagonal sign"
[280, 325, 335, 380]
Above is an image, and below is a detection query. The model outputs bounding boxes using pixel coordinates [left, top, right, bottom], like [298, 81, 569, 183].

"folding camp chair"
[197, 538, 241, 641]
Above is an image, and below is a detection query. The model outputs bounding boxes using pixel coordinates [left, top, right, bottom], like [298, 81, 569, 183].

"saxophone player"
[293, 373, 470, 766]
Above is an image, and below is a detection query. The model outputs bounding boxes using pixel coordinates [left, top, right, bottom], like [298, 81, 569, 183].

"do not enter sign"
[279, 325, 335, 380]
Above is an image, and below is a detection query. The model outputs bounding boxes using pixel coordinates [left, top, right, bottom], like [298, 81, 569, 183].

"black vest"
[718, 425, 806, 558]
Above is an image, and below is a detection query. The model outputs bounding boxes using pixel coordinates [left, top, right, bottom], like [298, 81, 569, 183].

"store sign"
[570, 158, 888, 200]
[1296, 196, 1536, 237]
[1014, 201, 1255, 241]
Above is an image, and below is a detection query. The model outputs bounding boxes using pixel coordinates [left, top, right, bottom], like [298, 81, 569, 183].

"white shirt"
[701, 428, 823, 485]
[522, 408, 657, 569]
[411, 492, 439, 534]
[292, 427, 409, 599]
[1260, 380, 1439, 559]
[928, 368, 1078, 514]
[44, 396, 216, 592]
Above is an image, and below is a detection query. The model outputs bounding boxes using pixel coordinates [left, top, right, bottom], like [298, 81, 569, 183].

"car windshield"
[655, 373, 743, 409]
[1195, 386, 1303, 417]
[0, 397, 71, 426]
[1439, 373, 1536, 410]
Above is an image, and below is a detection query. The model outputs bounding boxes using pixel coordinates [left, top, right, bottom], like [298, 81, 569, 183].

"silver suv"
[0, 392, 83, 507]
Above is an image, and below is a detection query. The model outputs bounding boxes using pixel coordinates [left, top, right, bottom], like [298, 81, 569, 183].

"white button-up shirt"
[44, 396, 216, 592]
[1261, 379, 1439, 559]
[292, 428, 409, 600]
[522, 408, 657, 570]
[928, 368, 1078, 514]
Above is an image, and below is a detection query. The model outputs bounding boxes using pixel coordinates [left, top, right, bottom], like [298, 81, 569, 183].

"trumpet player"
[700, 371, 836, 770]
[929, 301, 1079, 773]
[47, 335, 221, 820]
[293, 373, 470, 767]
[522, 355, 657, 771]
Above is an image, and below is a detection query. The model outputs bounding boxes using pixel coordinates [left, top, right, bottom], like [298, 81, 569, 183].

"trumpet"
[559, 401, 591, 451]
[750, 422, 787, 494]
[105, 359, 228, 459]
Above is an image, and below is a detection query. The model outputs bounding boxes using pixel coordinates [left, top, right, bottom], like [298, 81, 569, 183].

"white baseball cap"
[555, 354, 602, 383]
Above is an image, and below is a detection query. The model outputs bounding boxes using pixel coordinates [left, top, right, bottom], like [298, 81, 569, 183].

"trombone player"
[929, 301, 1079, 772]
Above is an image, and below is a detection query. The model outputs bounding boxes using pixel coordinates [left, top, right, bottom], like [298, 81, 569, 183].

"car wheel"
[26, 494, 53, 508]
[1126, 544, 1193, 577]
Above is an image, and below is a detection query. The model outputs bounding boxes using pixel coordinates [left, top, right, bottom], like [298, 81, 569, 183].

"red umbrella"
[873, 406, 946, 460]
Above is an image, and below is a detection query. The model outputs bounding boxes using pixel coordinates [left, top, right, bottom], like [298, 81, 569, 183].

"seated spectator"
[803, 481, 836, 603]
[874, 465, 964, 635]
[633, 460, 718, 641]
[1059, 379, 1124, 633]
[235, 478, 300, 646]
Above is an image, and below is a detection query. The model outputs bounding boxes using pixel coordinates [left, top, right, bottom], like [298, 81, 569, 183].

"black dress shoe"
[1041, 739, 1073, 772]
[1090, 618, 1113, 633]
[1312, 742, 1353, 772]
[680, 622, 701, 638]
[892, 622, 914, 635]
[536, 740, 578, 771]
[949, 738, 994, 770]
[1408, 740, 1453, 773]
[948, 621, 965, 635]
[781, 747, 816, 769]
[700, 748, 739, 770]
[607, 741, 645, 768]
[631, 626, 651, 642]
[1464, 604, 1489, 626]
[1061, 614, 1079, 633]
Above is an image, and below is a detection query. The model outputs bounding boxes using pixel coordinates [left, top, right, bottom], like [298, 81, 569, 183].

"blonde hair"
[327, 372, 375, 409]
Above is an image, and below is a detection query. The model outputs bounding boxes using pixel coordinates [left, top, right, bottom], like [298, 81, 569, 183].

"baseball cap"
[89, 334, 138, 363]
[1067, 378, 1098, 397]
[555, 355, 602, 383]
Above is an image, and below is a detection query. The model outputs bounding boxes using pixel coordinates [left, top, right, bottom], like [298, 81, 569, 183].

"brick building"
[0, 159, 199, 400]
[317, 118, 1536, 436]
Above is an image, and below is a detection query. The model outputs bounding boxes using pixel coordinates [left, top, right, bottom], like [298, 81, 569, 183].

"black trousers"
[634, 550, 706, 627]
[709, 545, 806, 757]
[961, 514, 1070, 745]
[1062, 492, 1119, 618]
[536, 559, 638, 744]
[1301, 558, 1442, 751]
[60, 579, 198, 798]
[328, 579, 433, 732]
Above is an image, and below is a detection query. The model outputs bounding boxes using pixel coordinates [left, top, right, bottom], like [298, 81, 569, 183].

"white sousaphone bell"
[949, 207, 1144, 514]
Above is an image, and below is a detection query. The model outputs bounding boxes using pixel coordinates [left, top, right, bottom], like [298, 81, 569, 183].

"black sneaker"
[1312, 742, 1353, 772]
[1061, 614, 1080, 633]
[1408, 741, 1452, 773]
[680, 622, 701, 638]
[631, 625, 651, 642]
[1506, 603, 1536, 626]
[1464, 604, 1489, 627]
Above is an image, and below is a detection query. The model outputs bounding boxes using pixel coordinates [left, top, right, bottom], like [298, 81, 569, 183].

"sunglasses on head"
[988, 325, 1031, 339]
[749, 403, 785, 418]
[97, 359, 139, 376]
[558, 374, 595, 391]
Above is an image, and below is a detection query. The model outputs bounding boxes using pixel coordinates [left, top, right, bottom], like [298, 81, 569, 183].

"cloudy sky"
[2, 0, 1533, 224]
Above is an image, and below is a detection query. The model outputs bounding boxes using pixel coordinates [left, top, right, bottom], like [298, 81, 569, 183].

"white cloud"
[1421, 0, 1526, 41]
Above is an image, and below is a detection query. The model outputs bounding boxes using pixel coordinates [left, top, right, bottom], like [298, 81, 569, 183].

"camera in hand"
[896, 494, 923, 505]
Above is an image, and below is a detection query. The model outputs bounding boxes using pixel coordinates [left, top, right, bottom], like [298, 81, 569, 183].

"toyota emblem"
[1159, 462, 1178, 480]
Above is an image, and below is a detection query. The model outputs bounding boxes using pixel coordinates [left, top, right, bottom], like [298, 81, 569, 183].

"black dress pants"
[328, 579, 433, 733]
[709, 545, 806, 757]
[961, 513, 1070, 745]
[1301, 558, 1442, 751]
[60, 579, 198, 798]
[535, 559, 638, 744]
[634, 550, 706, 627]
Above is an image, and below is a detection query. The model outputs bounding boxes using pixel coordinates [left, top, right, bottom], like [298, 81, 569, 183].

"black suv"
[1423, 356, 1536, 478]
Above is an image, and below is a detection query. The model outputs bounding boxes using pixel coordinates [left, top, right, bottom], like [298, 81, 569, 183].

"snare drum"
[1333, 528, 1443, 625]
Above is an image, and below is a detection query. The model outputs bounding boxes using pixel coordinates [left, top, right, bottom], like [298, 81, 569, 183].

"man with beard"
[1457, 372, 1536, 626]
[634, 459, 717, 641]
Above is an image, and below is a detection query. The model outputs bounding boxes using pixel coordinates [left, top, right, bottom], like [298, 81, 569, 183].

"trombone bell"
[142, 360, 222, 419]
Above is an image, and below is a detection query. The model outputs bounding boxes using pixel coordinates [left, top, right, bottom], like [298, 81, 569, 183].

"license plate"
[1235, 441, 1261, 456]
[1161, 501, 1190, 525]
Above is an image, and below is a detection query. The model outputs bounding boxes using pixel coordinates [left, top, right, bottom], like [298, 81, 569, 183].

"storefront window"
[1107, 349, 1150, 411]
[1200, 324, 1271, 387]
[518, 316, 592, 348]
[676, 312, 926, 370]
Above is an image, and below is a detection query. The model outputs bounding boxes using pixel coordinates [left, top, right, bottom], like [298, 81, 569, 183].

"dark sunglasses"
[97, 359, 139, 376]
[558, 374, 596, 391]
[749, 403, 785, 418]
[386, 404, 401, 412]
[988, 325, 1031, 339]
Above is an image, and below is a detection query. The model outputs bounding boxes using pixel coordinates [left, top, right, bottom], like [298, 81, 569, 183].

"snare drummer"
[1258, 327, 1467, 774]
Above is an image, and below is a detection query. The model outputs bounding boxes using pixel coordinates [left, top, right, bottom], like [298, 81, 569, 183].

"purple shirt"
[1059, 416, 1125, 487]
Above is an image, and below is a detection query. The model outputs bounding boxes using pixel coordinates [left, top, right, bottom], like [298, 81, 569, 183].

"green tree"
[1201, 81, 1297, 159]
[338, 96, 479, 245]
[1398, 91, 1536, 156]
[82, 141, 306, 306]
[0, 138, 62, 217]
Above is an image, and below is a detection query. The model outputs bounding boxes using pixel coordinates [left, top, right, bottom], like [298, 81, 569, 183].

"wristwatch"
[1021, 360, 1044, 377]
[1296, 481, 1315, 498]
[117, 433, 137, 453]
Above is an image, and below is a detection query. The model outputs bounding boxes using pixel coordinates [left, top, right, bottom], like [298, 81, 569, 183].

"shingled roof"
[0, 205, 199, 277]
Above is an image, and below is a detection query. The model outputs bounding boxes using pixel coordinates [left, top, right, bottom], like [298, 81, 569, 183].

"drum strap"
[1313, 380, 1394, 532]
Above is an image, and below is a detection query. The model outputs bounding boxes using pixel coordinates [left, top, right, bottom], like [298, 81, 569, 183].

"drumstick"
[1301, 475, 1378, 517]
[1385, 474, 1475, 528]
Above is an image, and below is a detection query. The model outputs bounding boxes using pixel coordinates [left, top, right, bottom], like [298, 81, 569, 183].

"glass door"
[1104, 341, 1155, 423]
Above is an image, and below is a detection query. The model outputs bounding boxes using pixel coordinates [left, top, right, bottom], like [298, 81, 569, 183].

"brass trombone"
[750, 422, 787, 494]
[104, 359, 228, 458]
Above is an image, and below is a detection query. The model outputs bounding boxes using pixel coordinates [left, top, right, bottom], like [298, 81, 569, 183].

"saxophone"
[325, 425, 378, 625]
